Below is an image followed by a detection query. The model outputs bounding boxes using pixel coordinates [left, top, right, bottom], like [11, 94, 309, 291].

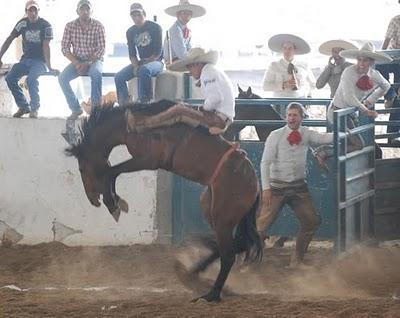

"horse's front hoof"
[118, 198, 129, 213]
[110, 207, 121, 222]
[191, 291, 221, 303]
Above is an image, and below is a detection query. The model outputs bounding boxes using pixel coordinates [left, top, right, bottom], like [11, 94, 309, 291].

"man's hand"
[329, 56, 335, 66]
[262, 189, 272, 207]
[283, 77, 297, 90]
[366, 109, 378, 118]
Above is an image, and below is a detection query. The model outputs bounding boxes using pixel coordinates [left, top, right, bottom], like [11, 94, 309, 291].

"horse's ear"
[247, 87, 252, 94]
[238, 84, 244, 94]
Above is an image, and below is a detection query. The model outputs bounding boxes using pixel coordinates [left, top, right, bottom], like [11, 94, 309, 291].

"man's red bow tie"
[356, 75, 374, 91]
[287, 130, 302, 145]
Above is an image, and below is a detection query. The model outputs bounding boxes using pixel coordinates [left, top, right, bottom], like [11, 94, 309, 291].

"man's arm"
[89, 23, 106, 62]
[0, 33, 17, 68]
[141, 24, 163, 64]
[382, 38, 390, 50]
[315, 64, 332, 89]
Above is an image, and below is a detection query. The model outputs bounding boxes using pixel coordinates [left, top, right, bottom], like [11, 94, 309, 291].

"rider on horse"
[127, 47, 235, 135]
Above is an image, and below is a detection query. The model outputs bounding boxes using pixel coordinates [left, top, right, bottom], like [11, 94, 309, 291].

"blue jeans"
[114, 61, 164, 104]
[375, 62, 400, 100]
[5, 58, 47, 111]
[58, 61, 103, 112]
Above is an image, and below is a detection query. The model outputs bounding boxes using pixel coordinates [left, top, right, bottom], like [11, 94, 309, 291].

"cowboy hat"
[165, 0, 206, 18]
[168, 47, 218, 72]
[319, 39, 358, 56]
[268, 34, 310, 55]
[339, 42, 392, 63]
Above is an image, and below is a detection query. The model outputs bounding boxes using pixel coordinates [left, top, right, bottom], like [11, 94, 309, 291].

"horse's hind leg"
[192, 227, 236, 302]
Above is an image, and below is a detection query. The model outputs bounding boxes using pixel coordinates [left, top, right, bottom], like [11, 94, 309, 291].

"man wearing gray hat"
[114, 3, 163, 105]
[0, 0, 57, 118]
[58, 0, 106, 119]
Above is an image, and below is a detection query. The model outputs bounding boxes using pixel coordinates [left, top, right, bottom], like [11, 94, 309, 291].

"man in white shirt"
[163, 0, 205, 65]
[139, 47, 235, 135]
[257, 102, 333, 267]
[263, 34, 315, 98]
[327, 42, 391, 152]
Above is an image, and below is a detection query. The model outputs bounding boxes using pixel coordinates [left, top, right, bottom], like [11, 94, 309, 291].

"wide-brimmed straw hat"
[339, 42, 392, 63]
[165, 0, 206, 18]
[319, 39, 358, 56]
[168, 47, 218, 72]
[268, 34, 310, 55]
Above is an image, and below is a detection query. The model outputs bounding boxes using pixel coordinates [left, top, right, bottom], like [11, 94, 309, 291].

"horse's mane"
[65, 99, 178, 158]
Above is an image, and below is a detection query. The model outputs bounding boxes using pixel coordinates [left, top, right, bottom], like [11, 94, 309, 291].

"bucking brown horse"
[65, 100, 262, 302]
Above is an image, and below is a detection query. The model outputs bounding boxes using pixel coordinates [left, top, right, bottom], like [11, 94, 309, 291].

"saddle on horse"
[126, 103, 232, 135]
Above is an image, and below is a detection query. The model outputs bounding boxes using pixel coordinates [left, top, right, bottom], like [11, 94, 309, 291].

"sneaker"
[29, 111, 38, 119]
[13, 108, 30, 118]
[68, 109, 83, 120]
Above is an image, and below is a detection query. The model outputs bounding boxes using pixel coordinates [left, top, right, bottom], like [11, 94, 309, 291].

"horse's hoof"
[111, 207, 121, 222]
[191, 292, 221, 303]
[118, 198, 129, 213]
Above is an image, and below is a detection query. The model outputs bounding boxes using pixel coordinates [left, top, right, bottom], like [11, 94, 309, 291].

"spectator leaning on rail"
[114, 3, 163, 105]
[256, 102, 333, 268]
[0, 0, 57, 119]
[58, 0, 106, 120]
[327, 42, 391, 153]
[163, 0, 206, 65]
[316, 39, 358, 98]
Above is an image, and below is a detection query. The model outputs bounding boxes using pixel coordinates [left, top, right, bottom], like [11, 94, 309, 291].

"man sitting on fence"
[114, 3, 163, 105]
[58, 0, 106, 120]
[127, 47, 235, 135]
[0, 0, 57, 118]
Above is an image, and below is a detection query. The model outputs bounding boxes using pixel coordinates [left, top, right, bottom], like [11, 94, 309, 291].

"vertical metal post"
[183, 72, 192, 100]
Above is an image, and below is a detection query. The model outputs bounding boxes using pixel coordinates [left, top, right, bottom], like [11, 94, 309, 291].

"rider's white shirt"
[200, 64, 235, 120]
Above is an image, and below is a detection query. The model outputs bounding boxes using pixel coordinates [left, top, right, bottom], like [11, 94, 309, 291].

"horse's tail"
[233, 192, 263, 263]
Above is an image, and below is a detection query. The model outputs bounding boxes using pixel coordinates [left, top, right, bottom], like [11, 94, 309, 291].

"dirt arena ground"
[0, 241, 399, 318]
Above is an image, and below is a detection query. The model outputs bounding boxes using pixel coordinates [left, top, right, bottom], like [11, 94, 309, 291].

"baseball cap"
[77, 0, 92, 10]
[25, 0, 39, 10]
[130, 3, 145, 14]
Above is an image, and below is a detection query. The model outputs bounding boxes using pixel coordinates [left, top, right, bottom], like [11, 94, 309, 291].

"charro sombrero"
[339, 42, 392, 63]
[167, 47, 218, 72]
[268, 33, 310, 55]
[165, 0, 206, 18]
[319, 39, 358, 56]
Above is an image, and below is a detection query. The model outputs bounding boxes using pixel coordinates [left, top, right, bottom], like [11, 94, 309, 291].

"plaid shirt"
[385, 15, 400, 49]
[61, 18, 105, 61]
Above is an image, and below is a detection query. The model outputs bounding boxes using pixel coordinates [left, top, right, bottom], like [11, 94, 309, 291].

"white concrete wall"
[0, 117, 166, 245]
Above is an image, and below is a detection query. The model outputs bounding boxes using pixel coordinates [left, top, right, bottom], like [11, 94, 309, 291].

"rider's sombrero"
[165, 0, 206, 18]
[319, 39, 358, 56]
[168, 47, 218, 72]
[339, 42, 392, 63]
[268, 33, 310, 55]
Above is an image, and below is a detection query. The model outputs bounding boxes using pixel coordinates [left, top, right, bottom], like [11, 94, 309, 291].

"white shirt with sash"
[260, 125, 333, 190]
[328, 65, 390, 122]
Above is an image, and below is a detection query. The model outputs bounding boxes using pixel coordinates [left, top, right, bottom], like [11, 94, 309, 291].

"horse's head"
[65, 143, 109, 207]
[237, 85, 261, 99]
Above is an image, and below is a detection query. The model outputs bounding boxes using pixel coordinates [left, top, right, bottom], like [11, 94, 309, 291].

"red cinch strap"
[208, 143, 240, 185]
